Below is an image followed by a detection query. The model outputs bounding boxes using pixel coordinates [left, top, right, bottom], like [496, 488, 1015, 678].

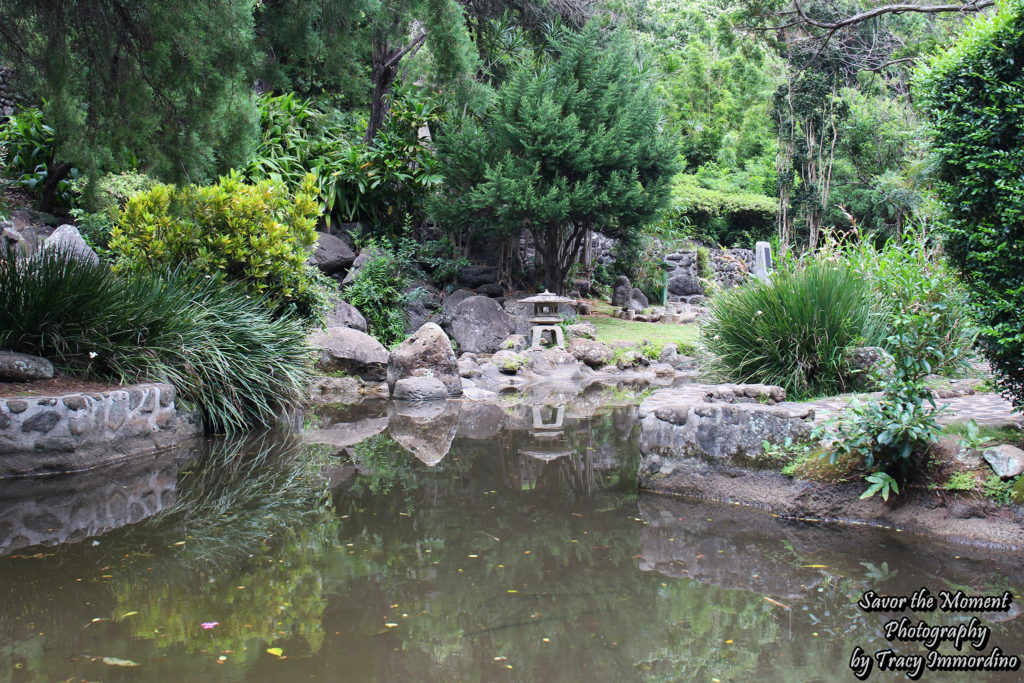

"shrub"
[818, 309, 947, 498]
[342, 238, 421, 347]
[0, 248, 311, 433]
[837, 231, 976, 377]
[915, 2, 1024, 410]
[0, 106, 78, 208]
[702, 256, 878, 398]
[110, 171, 331, 320]
[69, 171, 160, 257]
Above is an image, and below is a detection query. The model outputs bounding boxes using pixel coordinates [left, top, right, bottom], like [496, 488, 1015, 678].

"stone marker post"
[754, 241, 773, 280]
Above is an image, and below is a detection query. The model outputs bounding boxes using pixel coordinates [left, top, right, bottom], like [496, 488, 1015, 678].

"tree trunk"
[39, 161, 72, 214]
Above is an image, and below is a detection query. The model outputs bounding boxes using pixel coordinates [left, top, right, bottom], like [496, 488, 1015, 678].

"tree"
[431, 24, 678, 293]
[915, 0, 1024, 410]
[0, 1, 259, 185]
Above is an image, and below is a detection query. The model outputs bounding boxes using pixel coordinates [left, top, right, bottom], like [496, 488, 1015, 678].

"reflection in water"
[0, 400, 1021, 682]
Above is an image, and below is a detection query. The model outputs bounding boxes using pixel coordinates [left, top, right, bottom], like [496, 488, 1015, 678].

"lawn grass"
[583, 313, 699, 354]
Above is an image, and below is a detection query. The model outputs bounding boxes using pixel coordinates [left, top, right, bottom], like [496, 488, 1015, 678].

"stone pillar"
[754, 241, 773, 280]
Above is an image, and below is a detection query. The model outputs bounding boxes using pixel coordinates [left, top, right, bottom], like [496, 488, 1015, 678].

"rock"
[324, 298, 368, 332]
[392, 376, 449, 401]
[566, 322, 597, 340]
[456, 402, 507, 439]
[528, 348, 585, 379]
[441, 288, 476, 326]
[668, 274, 702, 297]
[457, 358, 481, 378]
[983, 445, 1024, 479]
[43, 225, 99, 266]
[630, 288, 649, 310]
[658, 343, 678, 363]
[387, 322, 462, 397]
[476, 283, 504, 298]
[492, 350, 530, 375]
[639, 402, 815, 463]
[388, 400, 460, 466]
[616, 349, 645, 370]
[404, 299, 429, 334]
[341, 248, 378, 286]
[457, 264, 499, 288]
[846, 346, 894, 387]
[568, 338, 613, 368]
[451, 296, 511, 355]
[307, 327, 388, 381]
[310, 231, 355, 274]
[0, 351, 54, 381]
[500, 334, 529, 353]
[612, 275, 632, 307]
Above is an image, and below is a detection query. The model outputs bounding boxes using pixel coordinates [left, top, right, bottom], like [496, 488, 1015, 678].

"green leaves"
[860, 472, 899, 502]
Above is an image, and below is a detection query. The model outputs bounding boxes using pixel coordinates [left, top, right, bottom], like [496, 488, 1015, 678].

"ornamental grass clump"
[0, 247, 310, 433]
[701, 257, 879, 399]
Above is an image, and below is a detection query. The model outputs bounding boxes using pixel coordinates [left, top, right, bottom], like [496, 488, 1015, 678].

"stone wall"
[0, 447, 194, 555]
[0, 66, 17, 118]
[0, 383, 201, 474]
[664, 247, 753, 304]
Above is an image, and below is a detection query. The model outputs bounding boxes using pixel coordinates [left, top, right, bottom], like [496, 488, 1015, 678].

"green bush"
[68, 171, 160, 257]
[0, 248, 311, 433]
[838, 231, 976, 378]
[110, 171, 331, 320]
[916, 2, 1024, 410]
[702, 256, 879, 399]
[343, 238, 423, 347]
[0, 106, 78, 208]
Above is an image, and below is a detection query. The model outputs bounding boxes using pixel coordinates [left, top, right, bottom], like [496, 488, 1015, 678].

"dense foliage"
[916, 1, 1024, 411]
[702, 256, 878, 399]
[110, 172, 330, 320]
[432, 24, 678, 293]
[0, 249, 310, 433]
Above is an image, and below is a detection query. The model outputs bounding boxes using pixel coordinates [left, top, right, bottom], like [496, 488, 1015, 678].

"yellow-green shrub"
[110, 171, 328, 318]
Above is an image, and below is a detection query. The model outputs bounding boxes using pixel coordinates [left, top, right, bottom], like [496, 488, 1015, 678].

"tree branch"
[791, 0, 994, 32]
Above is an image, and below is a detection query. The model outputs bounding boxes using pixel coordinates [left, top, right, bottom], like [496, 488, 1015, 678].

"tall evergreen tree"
[432, 24, 677, 293]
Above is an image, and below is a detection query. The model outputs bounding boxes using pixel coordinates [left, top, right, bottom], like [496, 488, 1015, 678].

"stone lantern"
[519, 290, 577, 350]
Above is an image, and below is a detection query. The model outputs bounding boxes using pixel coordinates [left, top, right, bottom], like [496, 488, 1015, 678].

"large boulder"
[569, 338, 613, 368]
[612, 275, 632, 307]
[668, 274, 702, 297]
[451, 296, 511, 355]
[630, 288, 649, 311]
[392, 376, 449, 401]
[441, 288, 476, 327]
[310, 232, 355, 274]
[43, 225, 99, 266]
[387, 322, 462, 397]
[307, 327, 388, 381]
[457, 264, 499, 288]
[476, 283, 505, 298]
[325, 298, 368, 332]
[0, 351, 54, 382]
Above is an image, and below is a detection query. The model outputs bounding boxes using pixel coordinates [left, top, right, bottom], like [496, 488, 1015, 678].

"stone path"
[784, 392, 1023, 427]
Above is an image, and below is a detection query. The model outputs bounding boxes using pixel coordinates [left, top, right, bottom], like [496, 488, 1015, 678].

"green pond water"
[0, 398, 1022, 682]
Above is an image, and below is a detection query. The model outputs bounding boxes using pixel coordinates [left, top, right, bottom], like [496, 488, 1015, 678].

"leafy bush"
[247, 89, 442, 235]
[343, 238, 422, 347]
[0, 248, 310, 433]
[818, 309, 947, 498]
[702, 256, 879, 398]
[0, 106, 78, 207]
[68, 171, 160, 256]
[657, 173, 776, 247]
[916, 2, 1024, 410]
[837, 231, 976, 377]
[110, 171, 331, 320]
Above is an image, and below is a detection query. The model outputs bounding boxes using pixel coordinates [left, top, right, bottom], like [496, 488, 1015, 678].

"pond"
[0, 396, 1022, 681]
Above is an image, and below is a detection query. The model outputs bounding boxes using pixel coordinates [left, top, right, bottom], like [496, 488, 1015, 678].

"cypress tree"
[433, 24, 678, 293]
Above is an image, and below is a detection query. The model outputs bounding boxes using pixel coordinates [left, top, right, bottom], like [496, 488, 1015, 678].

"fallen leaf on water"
[102, 657, 139, 667]
[266, 648, 284, 657]
[763, 597, 789, 610]
[172, 541, 186, 546]
[201, 622, 219, 630]
[385, 623, 398, 628]
[802, 564, 828, 569]
[506, 589, 518, 594]
[121, 611, 138, 618]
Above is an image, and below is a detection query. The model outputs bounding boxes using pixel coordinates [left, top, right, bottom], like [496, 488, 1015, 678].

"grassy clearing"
[583, 314, 699, 354]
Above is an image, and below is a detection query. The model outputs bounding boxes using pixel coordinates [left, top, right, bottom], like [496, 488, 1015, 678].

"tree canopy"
[431, 24, 678, 293]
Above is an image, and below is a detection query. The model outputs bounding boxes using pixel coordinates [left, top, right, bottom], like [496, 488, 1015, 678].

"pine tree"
[432, 24, 678, 293]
